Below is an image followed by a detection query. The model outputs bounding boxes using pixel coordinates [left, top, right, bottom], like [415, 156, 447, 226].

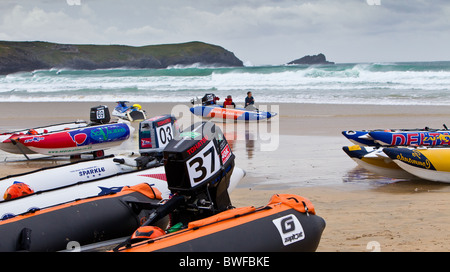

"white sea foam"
[1, 62, 450, 105]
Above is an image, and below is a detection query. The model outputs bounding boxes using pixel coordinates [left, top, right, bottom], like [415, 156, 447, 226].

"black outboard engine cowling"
[90, 105, 111, 124]
[163, 121, 235, 213]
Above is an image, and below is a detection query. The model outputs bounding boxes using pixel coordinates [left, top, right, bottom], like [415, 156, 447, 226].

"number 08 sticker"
[186, 141, 221, 188]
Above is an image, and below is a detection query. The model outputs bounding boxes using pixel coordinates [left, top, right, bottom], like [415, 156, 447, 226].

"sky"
[0, 0, 449, 65]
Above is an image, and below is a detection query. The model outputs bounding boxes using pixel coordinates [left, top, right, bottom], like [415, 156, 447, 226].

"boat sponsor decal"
[67, 124, 130, 146]
[47, 145, 93, 154]
[221, 144, 232, 164]
[272, 214, 305, 246]
[373, 131, 450, 146]
[389, 148, 436, 170]
[156, 117, 172, 127]
[139, 173, 167, 181]
[71, 133, 88, 145]
[180, 131, 201, 139]
[140, 138, 152, 148]
[78, 166, 106, 177]
[97, 186, 123, 196]
[145, 115, 165, 122]
[23, 136, 45, 143]
[186, 136, 208, 156]
[90, 125, 129, 143]
[209, 107, 241, 120]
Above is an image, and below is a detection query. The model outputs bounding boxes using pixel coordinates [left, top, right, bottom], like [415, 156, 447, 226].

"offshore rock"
[288, 53, 334, 65]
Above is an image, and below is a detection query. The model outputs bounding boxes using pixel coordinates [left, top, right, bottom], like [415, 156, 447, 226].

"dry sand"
[2, 102, 450, 252]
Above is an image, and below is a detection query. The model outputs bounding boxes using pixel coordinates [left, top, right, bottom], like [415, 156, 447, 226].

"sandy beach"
[2, 101, 450, 252]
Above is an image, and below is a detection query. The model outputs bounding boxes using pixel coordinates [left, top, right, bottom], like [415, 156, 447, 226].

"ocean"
[1, 61, 450, 105]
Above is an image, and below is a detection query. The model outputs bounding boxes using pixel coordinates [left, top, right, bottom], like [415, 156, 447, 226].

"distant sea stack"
[0, 41, 244, 75]
[288, 53, 334, 65]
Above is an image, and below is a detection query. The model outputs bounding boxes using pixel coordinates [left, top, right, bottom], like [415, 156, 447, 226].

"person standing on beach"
[245, 91, 255, 108]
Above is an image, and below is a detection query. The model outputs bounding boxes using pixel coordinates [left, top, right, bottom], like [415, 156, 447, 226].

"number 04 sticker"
[186, 141, 221, 188]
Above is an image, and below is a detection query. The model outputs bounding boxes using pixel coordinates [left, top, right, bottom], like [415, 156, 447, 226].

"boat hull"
[115, 194, 326, 252]
[0, 121, 88, 155]
[0, 183, 163, 252]
[342, 145, 415, 179]
[0, 155, 138, 199]
[17, 122, 131, 156]
[383, 147, 450, 183]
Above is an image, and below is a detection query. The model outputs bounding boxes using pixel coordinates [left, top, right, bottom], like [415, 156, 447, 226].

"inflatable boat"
[113, 193, 325, 252]
[112, 101, 147, 122]
[342, 145, 415, 179]
[383, 147, 450, 183]
[342, 126, 450, 147]
[0, 161, 245, 220]
[0, 183, 164, 252]
[111, 121, 324, 252]
[0, 155, 141, 201]
[190, 105, 276, 122]
[1, 105, 132, 159]
[15, 122, 131, 158]
[0, 120, 88, 155]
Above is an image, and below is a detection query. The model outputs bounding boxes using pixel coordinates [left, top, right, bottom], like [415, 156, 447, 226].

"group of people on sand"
[201, 91, 256, 110]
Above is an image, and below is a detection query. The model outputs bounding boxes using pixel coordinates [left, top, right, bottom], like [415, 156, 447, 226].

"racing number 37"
[186, 141, 220, 187]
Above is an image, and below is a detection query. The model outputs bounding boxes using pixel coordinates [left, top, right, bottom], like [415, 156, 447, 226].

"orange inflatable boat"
[113, 194, 325, 252]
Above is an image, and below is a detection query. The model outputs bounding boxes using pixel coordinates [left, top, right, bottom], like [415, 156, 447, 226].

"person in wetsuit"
[245, 91, 255, 108]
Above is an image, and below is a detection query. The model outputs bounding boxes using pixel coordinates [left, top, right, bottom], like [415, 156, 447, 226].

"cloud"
[0, 4, 101, 43]
[0, 0, 449, 64]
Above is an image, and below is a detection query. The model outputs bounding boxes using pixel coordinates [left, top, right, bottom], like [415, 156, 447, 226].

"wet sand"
[2, 102, 450, 252]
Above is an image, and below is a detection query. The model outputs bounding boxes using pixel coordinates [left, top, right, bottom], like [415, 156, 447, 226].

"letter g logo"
[281, 216, 295, 233]
[273, 214, 305, 246]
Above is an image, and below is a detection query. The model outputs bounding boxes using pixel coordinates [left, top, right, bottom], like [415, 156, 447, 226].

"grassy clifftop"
[0, 41, 244, 74]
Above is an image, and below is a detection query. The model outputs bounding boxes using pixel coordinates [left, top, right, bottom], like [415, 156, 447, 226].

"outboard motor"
[139, 114, 178, 156]
[164, 121, 235, 215]
[115, 121, 235, 249]
[89, 105, 111, 125]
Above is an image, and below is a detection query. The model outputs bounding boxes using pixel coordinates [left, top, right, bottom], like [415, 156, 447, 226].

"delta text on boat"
[369, 129, 450, 146]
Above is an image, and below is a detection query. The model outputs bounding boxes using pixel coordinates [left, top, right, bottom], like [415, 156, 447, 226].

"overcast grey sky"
[1, 0, 449, 65]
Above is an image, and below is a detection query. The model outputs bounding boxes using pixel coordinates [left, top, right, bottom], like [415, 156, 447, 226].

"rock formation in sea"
[288, 53, 334, 65]
[0, 41, 244, 75]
